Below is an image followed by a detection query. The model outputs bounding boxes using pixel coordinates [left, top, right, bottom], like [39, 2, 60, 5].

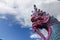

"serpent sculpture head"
[31, 5, 60, 40]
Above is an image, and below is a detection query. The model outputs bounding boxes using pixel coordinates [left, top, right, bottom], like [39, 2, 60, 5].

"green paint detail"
[49, 17, 60, 40]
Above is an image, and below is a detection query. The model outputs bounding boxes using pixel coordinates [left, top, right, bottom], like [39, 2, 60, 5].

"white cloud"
[30, 29, 48, 39]
[30, 33, 41, 39]
[0, 16, 7, 19]
[40, 2, 60, 22]
[40, 29, 48, 37]
[0, 0, 60, 27]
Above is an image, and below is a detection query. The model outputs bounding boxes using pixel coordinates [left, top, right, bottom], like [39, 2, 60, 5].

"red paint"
[31, 5, 52, 40]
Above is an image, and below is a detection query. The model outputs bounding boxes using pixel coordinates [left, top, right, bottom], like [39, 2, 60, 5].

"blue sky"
[0, 14, 42, 40]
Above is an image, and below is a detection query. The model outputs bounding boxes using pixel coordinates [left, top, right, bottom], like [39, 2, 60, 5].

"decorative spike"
[34, 5, 37, 11]
[38, 9, 40, 12]
[34, 5, 36, 8]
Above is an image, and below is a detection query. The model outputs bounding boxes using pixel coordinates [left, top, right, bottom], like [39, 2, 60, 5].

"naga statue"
[31, 5, 60, 40]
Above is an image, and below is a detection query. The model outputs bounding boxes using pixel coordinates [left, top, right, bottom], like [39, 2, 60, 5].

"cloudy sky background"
[0, 0, 60, 40]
